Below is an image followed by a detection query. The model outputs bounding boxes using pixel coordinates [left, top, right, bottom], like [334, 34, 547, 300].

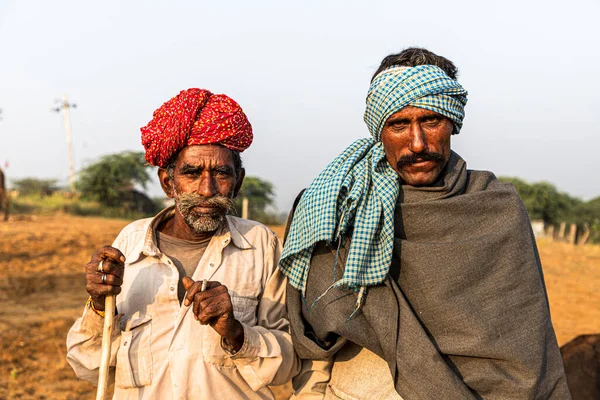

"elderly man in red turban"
[67, 89, 300, 399]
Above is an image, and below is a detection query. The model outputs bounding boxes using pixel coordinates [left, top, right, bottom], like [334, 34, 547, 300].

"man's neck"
[158, 211, 218, 242]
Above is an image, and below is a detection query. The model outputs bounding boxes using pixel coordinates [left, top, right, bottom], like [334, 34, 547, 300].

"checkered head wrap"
[141, 88, 253, 167]
[279, 65, 468, 312]
[365, 65, 467, 140]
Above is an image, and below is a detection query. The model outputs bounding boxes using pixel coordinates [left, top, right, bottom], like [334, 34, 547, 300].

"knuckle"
[220, 292, 231, 302]
[193, 293, 204, 304]
[187, 285, 198, 295]
[205, 303, 218, 315]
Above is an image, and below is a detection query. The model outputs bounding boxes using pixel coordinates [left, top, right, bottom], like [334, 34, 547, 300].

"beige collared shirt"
[67, 207, 300, 399]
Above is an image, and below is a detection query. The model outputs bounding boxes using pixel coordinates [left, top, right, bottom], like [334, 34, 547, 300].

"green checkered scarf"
[279, 65, 468, 306]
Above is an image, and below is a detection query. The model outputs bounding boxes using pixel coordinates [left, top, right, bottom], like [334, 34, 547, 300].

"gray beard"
[181, 210, 226, 234]
[174, 191, 235, 234]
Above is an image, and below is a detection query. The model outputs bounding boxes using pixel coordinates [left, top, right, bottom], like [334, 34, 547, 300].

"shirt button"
[170, 286, 175, 292]
[209, 262, 215, 268]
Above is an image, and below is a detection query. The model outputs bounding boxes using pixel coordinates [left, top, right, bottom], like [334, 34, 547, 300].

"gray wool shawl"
[286, 152, 570, 399]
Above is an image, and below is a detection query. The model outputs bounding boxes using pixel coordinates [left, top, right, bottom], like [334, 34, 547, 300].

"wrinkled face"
[167, 145, 243, 234]
[380, 106, 453, 186]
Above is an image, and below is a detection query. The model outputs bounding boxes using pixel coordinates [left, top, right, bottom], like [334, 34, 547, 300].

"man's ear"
[158, 168, 175, 199]
[233, 168, 245, 198]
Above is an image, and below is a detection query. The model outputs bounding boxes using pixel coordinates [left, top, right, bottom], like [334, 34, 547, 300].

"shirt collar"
[128, 206, 252, 265]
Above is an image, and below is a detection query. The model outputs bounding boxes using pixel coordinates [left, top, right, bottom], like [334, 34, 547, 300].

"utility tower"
[52, 95, 77, 193]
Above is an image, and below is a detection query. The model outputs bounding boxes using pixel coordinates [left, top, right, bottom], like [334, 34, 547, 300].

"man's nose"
[408, 125, 427, 154]
[197, 174, 217, 198]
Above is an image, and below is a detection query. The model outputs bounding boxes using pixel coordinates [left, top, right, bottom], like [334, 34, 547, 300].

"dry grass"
[0, 215, 597, 399]
[535, 239, 600, 345]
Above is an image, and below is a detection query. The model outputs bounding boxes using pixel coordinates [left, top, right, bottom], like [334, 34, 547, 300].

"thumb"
[182, 276, 195, 291]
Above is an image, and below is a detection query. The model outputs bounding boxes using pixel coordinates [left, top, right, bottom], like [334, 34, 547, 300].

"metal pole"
[62, 95, 76, 193]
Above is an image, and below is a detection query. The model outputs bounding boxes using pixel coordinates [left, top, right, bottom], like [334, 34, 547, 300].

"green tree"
[11, 178, 59, 196]
[77, 151, 152, 207]
[499, 177, 580, 225]
[234, 176, 280, 224]
[565, 197, 600, 243]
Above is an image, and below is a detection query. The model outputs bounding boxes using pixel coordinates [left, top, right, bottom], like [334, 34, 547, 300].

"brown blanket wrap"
[286, 152, 570, 399]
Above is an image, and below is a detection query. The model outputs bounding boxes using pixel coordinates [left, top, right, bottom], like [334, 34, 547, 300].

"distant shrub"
[11, 178, 60, 196]
[10, 193, 152, 220]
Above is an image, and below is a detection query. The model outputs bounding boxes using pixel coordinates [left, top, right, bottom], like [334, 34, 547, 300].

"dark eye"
[182, 169, 200, 176]
[423, 117, 442, 127]
[389, 121, 407, 130]
[214, 169, 232, 177]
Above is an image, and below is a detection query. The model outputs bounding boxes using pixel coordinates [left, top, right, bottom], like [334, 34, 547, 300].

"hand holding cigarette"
[181, 276, 244, 353]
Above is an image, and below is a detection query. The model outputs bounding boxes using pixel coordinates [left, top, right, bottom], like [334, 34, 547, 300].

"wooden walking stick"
[97, 260, 116, 400]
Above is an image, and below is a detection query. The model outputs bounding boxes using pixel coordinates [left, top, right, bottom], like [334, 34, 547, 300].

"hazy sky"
[1, 0, 599, 212]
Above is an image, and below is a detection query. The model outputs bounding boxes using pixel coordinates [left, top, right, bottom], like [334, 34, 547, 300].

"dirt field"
[0, 215, 598, 399]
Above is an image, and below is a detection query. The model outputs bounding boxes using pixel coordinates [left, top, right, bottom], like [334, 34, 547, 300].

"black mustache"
[396, 152, 444, 169]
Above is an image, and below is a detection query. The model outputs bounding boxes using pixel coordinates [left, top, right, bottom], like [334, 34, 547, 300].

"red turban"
[141, 88, 253, 167]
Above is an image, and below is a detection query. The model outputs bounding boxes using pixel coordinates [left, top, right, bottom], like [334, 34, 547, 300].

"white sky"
[1, 0, 599, 212]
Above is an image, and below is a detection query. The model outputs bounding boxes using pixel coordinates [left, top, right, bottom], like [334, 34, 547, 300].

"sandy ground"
[0, 215, 598, 399]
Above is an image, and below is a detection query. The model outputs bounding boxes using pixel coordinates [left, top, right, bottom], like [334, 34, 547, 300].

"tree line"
[499, 177, 600, 243]
[9, 151, 282, 224]
[7, 152, 600, 241]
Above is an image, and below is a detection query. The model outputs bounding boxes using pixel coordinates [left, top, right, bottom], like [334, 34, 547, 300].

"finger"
[92, 273, 123, 286]
[184, 280, 203, 307]
[202, 281, 222, 291]
[105, 285, 122, 296]
[85, 263, 122, 285]
[192, 285, 228, 308]
[98, 259, 125, 278]
[85, 261, 99, 274]
[193, 287, 229, 319]
[108, 286, 121, 296]
[183, 279, 222, 307]
[87, 282, 122, 298]
[197, 294, 231, 325]
[182, 276, 195, 291]
[93, 246, 125, 264]
[193, 292, 201, 319]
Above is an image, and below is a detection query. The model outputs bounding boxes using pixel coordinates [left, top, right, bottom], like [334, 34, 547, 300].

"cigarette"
[201, 279, 208, 292]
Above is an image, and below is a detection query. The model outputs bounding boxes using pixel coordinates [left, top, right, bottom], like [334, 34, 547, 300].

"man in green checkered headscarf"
[282, 48, 569, 399]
